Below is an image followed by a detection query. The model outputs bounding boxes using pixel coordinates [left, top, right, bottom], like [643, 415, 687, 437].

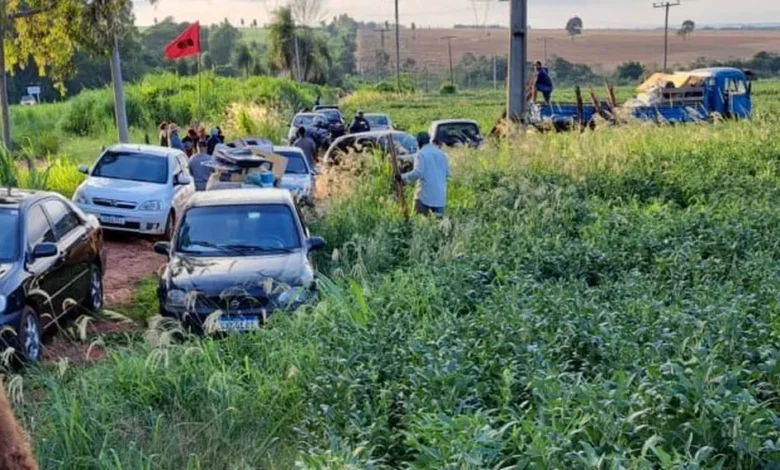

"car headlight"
[74, 190, 90, 205]
[139, 200, 164, 212]
[277, 286, 312, 307]
[166, 289, 187, 308]
[0, 295, 6, 314]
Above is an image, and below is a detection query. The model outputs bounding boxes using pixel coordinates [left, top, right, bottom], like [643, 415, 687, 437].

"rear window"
[92, 151, 169, 184]
[276, 151, 310, 174]
[367, 115, 389, 128]
[435, 122, 482, 144]
[318, 110, 342, 122]
[0, 209, 19, 261]
[293, 115, 315, 127]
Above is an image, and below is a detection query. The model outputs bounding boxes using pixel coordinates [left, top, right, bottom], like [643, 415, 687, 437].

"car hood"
[81, 177, 168, 202]
[281, 174, 313, 191]
[164, 252, 310, 294]
[0, 262, 13, 284]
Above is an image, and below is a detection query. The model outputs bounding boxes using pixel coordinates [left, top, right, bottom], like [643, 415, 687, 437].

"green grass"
[5, 80, 779, 468]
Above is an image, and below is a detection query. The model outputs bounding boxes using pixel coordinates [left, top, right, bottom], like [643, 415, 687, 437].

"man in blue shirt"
[534, 61, 554, 104]
[397, 132, 450, 217]
[189, 141, 213, 191]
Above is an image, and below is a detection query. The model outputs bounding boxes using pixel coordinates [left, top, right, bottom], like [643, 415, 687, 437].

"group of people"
[158, 121, 225, 158]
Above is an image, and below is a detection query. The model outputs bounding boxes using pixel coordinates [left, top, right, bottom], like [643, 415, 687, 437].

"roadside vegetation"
[2, 81, 777, 468]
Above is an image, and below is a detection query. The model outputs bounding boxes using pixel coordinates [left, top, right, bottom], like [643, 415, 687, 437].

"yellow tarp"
[636, 73, 701, 93]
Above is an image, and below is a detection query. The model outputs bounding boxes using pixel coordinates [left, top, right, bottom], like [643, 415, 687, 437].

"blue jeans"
[414, 200, 444, 218]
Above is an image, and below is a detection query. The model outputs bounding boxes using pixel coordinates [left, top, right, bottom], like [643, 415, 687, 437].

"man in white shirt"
[397, 132, 450, 217]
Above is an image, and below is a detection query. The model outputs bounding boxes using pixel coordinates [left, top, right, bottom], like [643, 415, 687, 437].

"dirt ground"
[357, 28, 780, 74]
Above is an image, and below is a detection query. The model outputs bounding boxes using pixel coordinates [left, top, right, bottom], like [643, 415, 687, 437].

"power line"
[653, 0, 682, 72]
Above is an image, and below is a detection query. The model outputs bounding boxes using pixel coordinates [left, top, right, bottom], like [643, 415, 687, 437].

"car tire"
[83, 264, 104, 313]
[17, 306, 42, 363]
[162, 211, 176, 241]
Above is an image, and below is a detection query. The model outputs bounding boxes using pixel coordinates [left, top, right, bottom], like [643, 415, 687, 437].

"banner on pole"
[165, 22, 201, 60]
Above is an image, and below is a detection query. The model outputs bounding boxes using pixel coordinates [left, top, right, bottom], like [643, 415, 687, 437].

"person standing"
[206, 128, 221, 155]
[158, 121, 169, 147]
[293, 126, 317, 169]
[534, 61, 554, 105]
[349, 110, 371, 134]
[397, 132, 450, 217]
[314, 95, 321, 107]
[169, 125, 184, 151]
[189, 141, 213, 191]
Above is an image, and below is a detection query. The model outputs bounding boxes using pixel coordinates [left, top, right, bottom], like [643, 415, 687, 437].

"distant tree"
[402, 57, 417, 71]
[202, 51, 214, 70]
[252, 61, 265, 76]
[233, 43, 253, 78]
[269, 7, 297, 78]
[209, 20, 242, 66]
[289, 0, 327, 25]
[678, 20, 695, 40]
[411, 22, 416, 39]
[375, 50, 390, 71]
[252, 19, 258, 27]
[616, 61, 645, 81]
[154, 17, 158, 25]
[565, 16, 583, 40]
[241, 18, 245, 26]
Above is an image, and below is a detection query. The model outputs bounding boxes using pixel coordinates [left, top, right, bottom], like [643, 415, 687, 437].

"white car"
[20, 95, 37, 106]
[73, 144, 195, 238]
[273, 146, 317, 205]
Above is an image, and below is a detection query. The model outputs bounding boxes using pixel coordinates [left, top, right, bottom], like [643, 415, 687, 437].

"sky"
[132, 0, 780, 29]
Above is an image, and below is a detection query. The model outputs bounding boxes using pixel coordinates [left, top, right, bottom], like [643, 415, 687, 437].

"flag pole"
[197, 52, 202, 121]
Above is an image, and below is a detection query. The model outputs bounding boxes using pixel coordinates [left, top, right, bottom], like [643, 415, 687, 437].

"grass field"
[357, 27, 780, 74]
[4, 80, 780, 468]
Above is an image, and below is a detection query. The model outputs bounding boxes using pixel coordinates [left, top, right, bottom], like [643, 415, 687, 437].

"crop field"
[2, 79, 780, 468]
[357, 27, 780, 73]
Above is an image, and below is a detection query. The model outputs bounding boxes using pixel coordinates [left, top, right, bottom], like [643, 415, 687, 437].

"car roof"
[431, 119, 480, 127]
[689, 67, 746, 78]
[314, 105, 340, 110]
[189, 188, 294, 208]
[106, 143, 180, 157]
[0, 188, 58, 210]
[273, 146, 304, 154]
[294, 113, 322, 118]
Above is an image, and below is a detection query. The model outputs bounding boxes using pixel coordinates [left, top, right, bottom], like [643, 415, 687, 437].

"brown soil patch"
[103, 234, 164, 305]
[357, 28, 780, 74]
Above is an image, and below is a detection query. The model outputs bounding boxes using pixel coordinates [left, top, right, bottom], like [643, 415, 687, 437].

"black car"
[0, 189, 106, 362]
[155, 188, 325, 333]
[315, 108, 346, 139]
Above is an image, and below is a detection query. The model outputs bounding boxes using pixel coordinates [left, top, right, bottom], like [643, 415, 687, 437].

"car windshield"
[0, 210, 19, 261]
[436, 122, 482, 144]
[394, 133, 418, 153]
[276, 151, 310, 175]
[367, 115, 389, 128]
[92, 151, 169, 184]
[318, 110, 341, 122]
[293, 115, 315, 127]
[176, 204, 301, 256]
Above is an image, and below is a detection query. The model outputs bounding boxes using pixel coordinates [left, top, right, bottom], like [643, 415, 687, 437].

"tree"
[241, 18, 245, 26]
[402, 57, 416, 72]
[233, 43, 253, 79]
[616, 61, 645, 81]
[289, 0, 327, 26]
[154, 17, 158, 24]
[209, 20, 241, 66]
[269, 6, 297, 79]
[411, 22, 416, 40]
[678, 20, 695, 40]
[375, 50, 390, 71]
[565, 16, 583, 40]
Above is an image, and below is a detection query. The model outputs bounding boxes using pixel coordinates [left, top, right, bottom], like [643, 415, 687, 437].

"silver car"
[273, 146, 317, 205]
[364, 113, 393, 131]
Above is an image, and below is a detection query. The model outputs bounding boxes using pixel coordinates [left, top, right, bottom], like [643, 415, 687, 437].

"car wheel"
[84, 264, 104, 313]
[162, 211, 176, 241]
[17, 306, 42, 363]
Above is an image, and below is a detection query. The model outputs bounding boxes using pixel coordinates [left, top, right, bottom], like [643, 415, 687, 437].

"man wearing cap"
[189, 140, 213, 191]
[396, 132, 450, 217]
[349, 110, 371, 134]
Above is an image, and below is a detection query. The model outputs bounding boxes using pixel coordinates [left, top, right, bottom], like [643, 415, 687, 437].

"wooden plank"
[386, 133, 409, 220]
[575, 86, 585, 132]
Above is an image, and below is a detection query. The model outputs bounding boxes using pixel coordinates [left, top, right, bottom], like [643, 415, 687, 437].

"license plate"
[100, 215, 125, 225]
[217, 317, 261, 332]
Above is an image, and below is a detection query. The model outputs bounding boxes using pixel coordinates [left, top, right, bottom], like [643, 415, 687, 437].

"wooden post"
[604, 81, 616, 115]
[386, 133, 409, 220]
[575, 86, 585, 132]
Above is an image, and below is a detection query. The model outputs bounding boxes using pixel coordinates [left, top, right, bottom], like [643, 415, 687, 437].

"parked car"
[323, 131, 418, 170]
[315, 108, 346, 139]
[274, 146, 317, 205]
[0, 189, 105, 362]
[429, 119, 484, 148]
[20, 95, 37, 106]
[364, 113, 394, 131]
[287, 113, 331, 150]
[155, 188, 325, 333]
[73, 144, 195, 239]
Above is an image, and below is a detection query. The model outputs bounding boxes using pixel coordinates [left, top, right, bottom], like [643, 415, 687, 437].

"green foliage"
[439, 83, 457, 95]
[616, 61, 646, 82]
[209, 20, 242, 67]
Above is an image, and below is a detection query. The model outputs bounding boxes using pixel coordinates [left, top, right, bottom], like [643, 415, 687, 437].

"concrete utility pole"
[110, 34, 130, 143]
[442, 35, 456, 86]
[394, 0, 401, 91]
[506, 0, 527, 122]
[654, 0, 681, 73]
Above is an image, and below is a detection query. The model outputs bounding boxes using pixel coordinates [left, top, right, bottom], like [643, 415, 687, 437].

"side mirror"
[32, 243, 58, 260]
[307, 236, 325, 252]
[175, 174, 192, 186]
[78, 164, 89, 175]
[154, 241, 171, 256]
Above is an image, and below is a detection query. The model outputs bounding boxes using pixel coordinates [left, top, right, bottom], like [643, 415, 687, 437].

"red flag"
[165, 22, 201, 60]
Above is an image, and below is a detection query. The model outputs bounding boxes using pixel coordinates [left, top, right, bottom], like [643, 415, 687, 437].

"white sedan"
[73, 144, 195, 238]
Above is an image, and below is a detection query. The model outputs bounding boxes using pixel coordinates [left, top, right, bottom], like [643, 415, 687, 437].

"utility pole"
[654, 0, 681, 72]
[394, 0, 401, 91]
[505, 0, 528, 122]
[110, 34, 129, 143]
[493, 55, 497, 90]
[537, 36, 553, 64]
[442, 35, 456, 87]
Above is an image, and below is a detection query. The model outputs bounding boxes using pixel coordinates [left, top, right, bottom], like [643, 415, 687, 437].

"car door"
[24, 204, 65, 326]
[42, 199, 91, 310]
[171, 154, 193, 217]
[728, 78, 751, 119]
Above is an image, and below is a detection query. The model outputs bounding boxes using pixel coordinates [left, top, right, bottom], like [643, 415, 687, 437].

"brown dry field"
[357, 28, 780, 73]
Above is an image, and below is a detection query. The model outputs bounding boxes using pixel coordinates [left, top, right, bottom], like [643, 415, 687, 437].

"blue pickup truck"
[531, 67, 753, 130]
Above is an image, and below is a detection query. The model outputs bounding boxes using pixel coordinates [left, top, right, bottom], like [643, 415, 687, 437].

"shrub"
[440, 83, 457, 95]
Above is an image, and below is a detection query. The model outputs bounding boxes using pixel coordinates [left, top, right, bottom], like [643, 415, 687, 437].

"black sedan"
[315, 108, 346, 139]
[0, 189, 106, 362]
[155, 188, 325, 333]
